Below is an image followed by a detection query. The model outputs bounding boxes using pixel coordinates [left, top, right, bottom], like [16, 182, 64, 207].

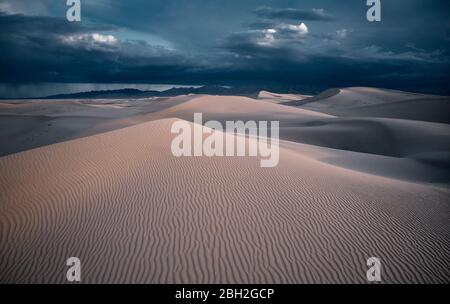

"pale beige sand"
[0, 118, 449, 283]
[0, 95, 196, 156]
[1, 90, 449, 284]
[138, 95, 450, 183]
[152, 95, 331, 122]
[258, 90, 312, 103]
[303, 87, 430, 107]
[294, 87, 450, 124]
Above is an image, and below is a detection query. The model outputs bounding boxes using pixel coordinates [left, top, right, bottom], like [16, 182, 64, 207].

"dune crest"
[258, 90, 312, 103]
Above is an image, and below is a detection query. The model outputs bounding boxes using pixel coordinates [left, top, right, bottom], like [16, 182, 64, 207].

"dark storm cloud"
[0, 12, 195, 83]
[0, 0, 449, 95]
[254, 6, 334, 21]
[220, 12, 450, 93]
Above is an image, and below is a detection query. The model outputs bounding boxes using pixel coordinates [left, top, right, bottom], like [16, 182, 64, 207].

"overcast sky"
[0, 0, 449, 96]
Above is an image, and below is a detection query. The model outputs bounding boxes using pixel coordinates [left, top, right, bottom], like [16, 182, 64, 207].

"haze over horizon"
[0, 0, 449, 97]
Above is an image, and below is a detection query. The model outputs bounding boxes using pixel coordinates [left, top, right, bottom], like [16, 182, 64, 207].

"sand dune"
[149, 95, 450, 178]
[0, 89, 449, 284]
[153, 95, 331, 123]
[321, 97, 450, 124]
[282, 117, 450, 157]
[292, 87, 430, 107]
[281, 140, 450, 184]
[289, 87, 450, 124]
[258, 90, 312, 103]
[0, 95, 197, 156]
[0, 118, 448, 283]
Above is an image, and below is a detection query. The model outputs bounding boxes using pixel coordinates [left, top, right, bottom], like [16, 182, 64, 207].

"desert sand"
[0, 87, 449, 283]
[257, 90, 312, 103]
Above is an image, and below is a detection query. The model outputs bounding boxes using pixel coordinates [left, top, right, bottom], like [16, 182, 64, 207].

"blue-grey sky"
[0, 0, 449, 96]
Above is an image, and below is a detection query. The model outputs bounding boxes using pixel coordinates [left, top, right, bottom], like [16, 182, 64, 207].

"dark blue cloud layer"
[253, 6, 334, 21]
[0, 0, 449, 95]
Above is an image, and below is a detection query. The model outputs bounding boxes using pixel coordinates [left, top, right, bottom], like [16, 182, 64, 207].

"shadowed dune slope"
[282, 117, 450, 158]
[291, 87, 450, 124]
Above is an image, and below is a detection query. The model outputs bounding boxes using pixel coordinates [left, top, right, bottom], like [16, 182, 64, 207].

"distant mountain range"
[40, 85, 263, 99]
[33, 85, 323, 99]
